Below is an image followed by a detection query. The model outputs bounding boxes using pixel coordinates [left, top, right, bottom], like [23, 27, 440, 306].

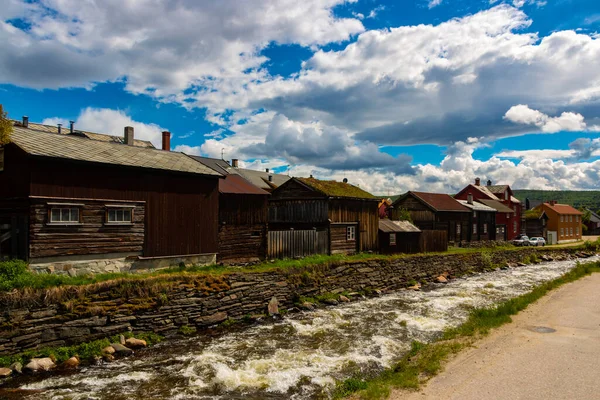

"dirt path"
[391, 273, 600, 400]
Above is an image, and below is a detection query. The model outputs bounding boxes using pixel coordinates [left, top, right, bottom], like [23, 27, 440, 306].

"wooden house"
[533, 201, 583, 244]
[391, 191, 470, 243]
[268, 177, 379, 257]
[585, 209, 600, 235]
[378, 219, 421, 254]
[233, 161, 291, 192]
[456, 196, 497, 241]
[524, 208, 549, 238]
[455, 178, 522, 241]
[0, 121, 222, 269]
[190, 156, 270, 264]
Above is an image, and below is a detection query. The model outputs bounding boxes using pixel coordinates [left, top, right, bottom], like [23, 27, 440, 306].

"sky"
[1, 0, 600, 195]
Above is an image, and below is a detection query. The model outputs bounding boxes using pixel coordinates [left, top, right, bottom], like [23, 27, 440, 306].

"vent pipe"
[124, 126, 134, 145]
[474, 177, 480, 186]
[69, 120, 75, 134]
[265, 168, 269, 173]
[57, 123, 62, 134]
[162, 131, 171, 151]
[231, 159, 239, 168]
[22, 116, 29, 128]
[343, 178, 348, 183]
[268, 175, 273, 182]
[487, 180, 492, 186]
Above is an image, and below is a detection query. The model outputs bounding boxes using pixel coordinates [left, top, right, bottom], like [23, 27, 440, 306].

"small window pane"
[116, 209, 124, 221]
[70, 208, 79, 222]
[390, 233, 396, 245]
[61, 209, 70, 221]
[108, 210, 116, 222]
[123, 210, 131, 222]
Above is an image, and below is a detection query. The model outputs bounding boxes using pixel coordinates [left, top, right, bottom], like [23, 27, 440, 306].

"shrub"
[0, 259, 30, 291]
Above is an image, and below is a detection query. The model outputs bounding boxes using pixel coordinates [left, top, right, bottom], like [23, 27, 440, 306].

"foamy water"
[11, 255, 599, 399]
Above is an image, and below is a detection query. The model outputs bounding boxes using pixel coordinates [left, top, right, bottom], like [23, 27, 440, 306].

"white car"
[529, 237, 546, 246]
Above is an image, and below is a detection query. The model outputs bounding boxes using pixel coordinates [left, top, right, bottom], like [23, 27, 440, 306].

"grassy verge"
[333, 260, 600, 400]
[0, 331, 162, 368]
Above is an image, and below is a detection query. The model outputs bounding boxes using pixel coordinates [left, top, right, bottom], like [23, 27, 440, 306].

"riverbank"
[391, 271, 600, 400]
[337, 259, 600, 400]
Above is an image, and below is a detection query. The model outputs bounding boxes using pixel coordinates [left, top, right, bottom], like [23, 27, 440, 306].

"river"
[8, 255, 599, 400]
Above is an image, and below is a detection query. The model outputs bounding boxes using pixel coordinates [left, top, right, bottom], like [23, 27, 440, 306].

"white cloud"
[428, 0, 444, 9]
[504, 105, 590, 133]
[43, 108, 166, 147]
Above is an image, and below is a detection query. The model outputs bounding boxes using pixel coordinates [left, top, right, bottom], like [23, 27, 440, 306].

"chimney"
[124, 126, 134, 145]
[69, 121, 75, 134]
[22, 116, 29, 128]
[57, 123, 62, 134]
[487, 180, 492, 186]
[231, 159, 239, 168]
[467, 193, 473, 205]
[474, 177, 480, 186]
[343, 178, 348, 183]
[162, 131, 171, 151]
[268, 175, 273, 182]
[549, 200, 557, 206]
[265, 168, 269, 173]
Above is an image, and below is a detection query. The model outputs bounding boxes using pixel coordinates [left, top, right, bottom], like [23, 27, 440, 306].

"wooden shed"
[268, 177, 379, 257]
[190, 156, 270, 264]
[392, 191, 470, 244]
[378, 219, 421, 254]
[0, 122, 222, 266]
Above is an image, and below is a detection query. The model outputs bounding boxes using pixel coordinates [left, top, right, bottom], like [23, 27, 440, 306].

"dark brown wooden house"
[524, 208, 549, 238]
[0, 122, 222, 269]
[456, 197, 497, 241]
[190, 156, 270, 264]
[392, 191, 470, 244]
[268, 177, 379, 257]
[378, 219, 421, 254]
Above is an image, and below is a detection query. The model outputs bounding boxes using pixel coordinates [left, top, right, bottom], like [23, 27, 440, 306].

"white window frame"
[473, 223, 477, 235]
[506, 213, 510, 219]
[513, 221, 517, 233]
[483, 223, 488, 234]
[456, 223, 461, 235]
[389, 233, 396, 246]
[560, 228, 564, 237]
[346, 226, 356, 241]
[105, 205, 135, 225]
[505, 190, 509, 200]
[48, 204, 82, 225]
[560, 215, 564, 222]
[570, 227, 573, 236]
[576, 215, 579, 222]
[576, 227, 579, 236]
[473, 211, 476, 217]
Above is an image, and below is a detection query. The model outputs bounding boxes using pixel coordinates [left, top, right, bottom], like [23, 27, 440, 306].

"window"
[483, 223, 487, 234]
[560, 215, 564, 222]
[473, 211, 476, 217]
[560, 228, 564, 237]
[576, 227, 579, 236]
[513, 221, 517, 233]
[576, 215, 579, 222]
[50, 208, 80, 224]
[106, 206, 134, 224]
[569, 215, 572, 222]
[473, 223, 477, 235]
[506, 213, 510, 219]
[0, 147, 4, 172]
[505, 190, 509, 200]
[346, 226, 356, 241]
[570, 227, 573, 236]
[389, 233, 396, 246]
[456, 223, 461, 235]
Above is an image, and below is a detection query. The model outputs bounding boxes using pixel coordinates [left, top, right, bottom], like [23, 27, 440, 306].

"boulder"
[267, 297, 279, 316]
[61, 356, 79, 369]
[24, 358, 56, 372]
[119, 334, 126, 345]
[339, 295, 350, 302]
[103, 354, 115, 362]
[0, 368, 11, 378]
[102, 346, 116, 355]
[435, 275, 448, 283]
[109, 343, 134, 356]
[10, 362, 22, 374]
[322, 298, 338, 305]
[407, 284, 421, 291]
[125, 338, 147, 349]
[300, 302, 315, 311]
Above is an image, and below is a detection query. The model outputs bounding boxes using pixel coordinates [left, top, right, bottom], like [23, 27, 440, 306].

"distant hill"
[513, 190, 600, 212]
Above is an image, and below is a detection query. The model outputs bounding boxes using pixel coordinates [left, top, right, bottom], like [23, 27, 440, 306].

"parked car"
[512, 234, 530, 246]
[529, 237, 546, 247]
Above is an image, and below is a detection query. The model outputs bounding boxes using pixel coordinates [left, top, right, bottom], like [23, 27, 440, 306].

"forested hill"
[513, 190, 600, 212]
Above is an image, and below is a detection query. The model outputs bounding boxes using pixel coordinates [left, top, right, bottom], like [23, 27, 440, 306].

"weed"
[178, 325, 197, 335]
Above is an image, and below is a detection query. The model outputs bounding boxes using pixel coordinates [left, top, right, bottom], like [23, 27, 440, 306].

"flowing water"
[9, 256, 599, 400]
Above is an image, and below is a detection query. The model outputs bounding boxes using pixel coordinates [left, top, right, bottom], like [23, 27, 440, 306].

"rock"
[517, 262, 527, 267]
[197, 312, 228, 326]
[119, 334, 126, 345]
[10, 362, 22, 374]
[267, 297, 279, 316]
[24, 358, 56, 372]
[0, 368, 11, 378]
[109, 343, 134, 356]
[62, 356, 79, 369]
[339, 295, 350, 302]
[407, 284, 421, 291]
[102, 346, 116, 355]
[125, 337, 147, 349]
[301, 302, 315, 311]
[435, 275, 448, 283]
[103, 354, 115, 362]
[322, 298, 339, 305]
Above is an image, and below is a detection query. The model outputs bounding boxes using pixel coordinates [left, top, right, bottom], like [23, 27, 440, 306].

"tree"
[397, 207, 413, 223]
[0, 104, 12, 145]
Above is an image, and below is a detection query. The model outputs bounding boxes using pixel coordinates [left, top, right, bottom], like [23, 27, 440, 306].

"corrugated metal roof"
[477, 199, 515, 213]
[379, 219, 421, 233]
[189, 156, 231, 176]
[543, 203, 583, 215]
[405, 191, 470, 212]
[235, 168, 290, 191]
[13, 120, 155, 148]
[10, 126, 221, 177]
[218, 174, 270, 195]
[457, 200, 497, 212]
[298, 177, 377, 200]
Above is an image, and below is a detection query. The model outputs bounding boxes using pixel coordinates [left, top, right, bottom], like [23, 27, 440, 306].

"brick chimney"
[124, 126, 134, 145]
[549, 200, 557, 206]
[487, 179, 492, 186]
[22, 116, 29, 128]
[467, 193, 473, 205]
[475, 177, 480, 186]
[231, 159, 239, 168]
[162, 131, 171, 151]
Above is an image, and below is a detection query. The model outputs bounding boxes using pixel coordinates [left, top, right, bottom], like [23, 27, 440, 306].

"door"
[0, 215, 28, 261]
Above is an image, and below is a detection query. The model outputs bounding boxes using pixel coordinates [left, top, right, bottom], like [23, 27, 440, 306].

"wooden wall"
[419, 230, 448, 252]
[330, 224, 358, 254]
[27, 158, 219, 257]
[378, 231, 421, 254]
[269, 199, 328, 224]
[29, 199, 145, 259]
[0, 145, 31, 199]
[328, 199, 379, 252]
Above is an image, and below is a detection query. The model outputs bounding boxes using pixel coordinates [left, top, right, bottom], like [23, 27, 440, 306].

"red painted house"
[455, 178, 522, 241]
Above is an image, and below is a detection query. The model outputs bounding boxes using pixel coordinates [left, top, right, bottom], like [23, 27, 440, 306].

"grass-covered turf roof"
[298, 177, 377, 200]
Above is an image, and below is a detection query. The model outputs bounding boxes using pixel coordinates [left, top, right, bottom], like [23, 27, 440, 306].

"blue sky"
[1, 0, 600, 193]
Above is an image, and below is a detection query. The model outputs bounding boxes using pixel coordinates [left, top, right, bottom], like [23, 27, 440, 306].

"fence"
[268, 229, 329, 259]
[419, 230, 448, 253]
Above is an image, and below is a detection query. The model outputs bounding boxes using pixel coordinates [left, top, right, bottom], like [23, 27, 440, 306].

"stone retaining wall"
[0, 248, 582, 356]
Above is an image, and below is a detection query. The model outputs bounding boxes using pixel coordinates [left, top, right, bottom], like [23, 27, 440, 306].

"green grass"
[0, 331, 162, 368]
[334, 260, 600, 399]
